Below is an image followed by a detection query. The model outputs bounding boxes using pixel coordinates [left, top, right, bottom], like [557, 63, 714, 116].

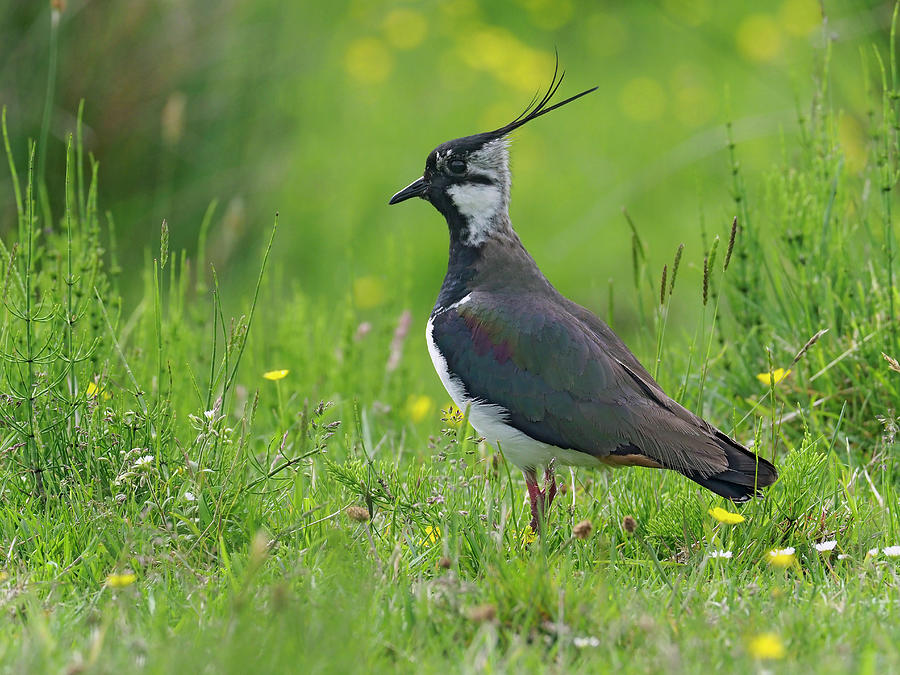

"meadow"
[1, 0, 900, 673]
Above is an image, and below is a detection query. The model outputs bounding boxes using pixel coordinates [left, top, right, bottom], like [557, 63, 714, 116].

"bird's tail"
[682, 431, 778, 502]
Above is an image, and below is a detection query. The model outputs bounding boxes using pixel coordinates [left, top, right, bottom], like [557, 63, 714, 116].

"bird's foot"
[525, 462, 558, 533]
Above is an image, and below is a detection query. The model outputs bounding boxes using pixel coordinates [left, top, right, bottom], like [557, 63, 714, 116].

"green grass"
[3, 14, 900, 675]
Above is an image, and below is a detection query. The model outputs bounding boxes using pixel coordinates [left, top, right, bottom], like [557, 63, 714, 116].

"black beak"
[389, 177, 428, 205]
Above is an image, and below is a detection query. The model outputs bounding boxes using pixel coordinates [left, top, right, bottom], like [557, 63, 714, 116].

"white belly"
[425, 312, 601, 471]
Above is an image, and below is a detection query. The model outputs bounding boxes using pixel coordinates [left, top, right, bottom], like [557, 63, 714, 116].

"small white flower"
[884, 546, 900, 557]
[133, 454, 154, 468]
[867, 548, 879, 557]
[204, 409, 215, 420]
[184, 491, 196, 502]
[573, 636, 601, 648]
[837, 554, 850, 560]
[769, 547, 795, 557]
[814, 540, 837, 552]
[709, 550, 733, 559]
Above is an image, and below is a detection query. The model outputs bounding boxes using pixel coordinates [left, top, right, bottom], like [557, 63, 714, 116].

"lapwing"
[389, 67, 777, 532]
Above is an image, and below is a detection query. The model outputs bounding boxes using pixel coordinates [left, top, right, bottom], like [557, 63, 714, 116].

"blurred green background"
[0, 0, 887, 330]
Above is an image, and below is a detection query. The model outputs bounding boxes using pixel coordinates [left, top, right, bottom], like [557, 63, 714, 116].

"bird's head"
[389, 65, 597, 248]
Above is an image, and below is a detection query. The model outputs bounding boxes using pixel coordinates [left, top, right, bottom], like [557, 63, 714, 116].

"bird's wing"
[431, 291, 729, 477]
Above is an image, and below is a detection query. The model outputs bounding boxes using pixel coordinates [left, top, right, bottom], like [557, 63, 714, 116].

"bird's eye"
[447, 158, 467, 175]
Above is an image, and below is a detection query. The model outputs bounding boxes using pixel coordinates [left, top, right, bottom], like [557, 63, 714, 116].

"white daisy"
[769, 547, 795, 557]
[133, 454, 154, 468]
[883, 546, 900, 557]
[814, 540, 836, 552]
[867, 548, 879, 556]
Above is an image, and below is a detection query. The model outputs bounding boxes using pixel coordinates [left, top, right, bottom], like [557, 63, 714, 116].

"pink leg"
[524, 468, 545, 533]
[544, 462, 557, 510]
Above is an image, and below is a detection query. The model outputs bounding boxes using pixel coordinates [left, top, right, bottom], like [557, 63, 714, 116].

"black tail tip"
[689, 455, 778, 502]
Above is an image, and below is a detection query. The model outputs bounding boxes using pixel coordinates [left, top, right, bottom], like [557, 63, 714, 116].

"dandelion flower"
[86, 381, 100, 398]
[756, 368, 791, 386]
[884, 546, 900, 557]
[814, 540, 837, 552]
[708, 506, 745, 524]
[767, 547, 795, 568]
[106, 573, 137, 588]
[407, 395, 434, 423]
[263, 369, 289, 381]
[747, 632, 785, 660]
[709, 550, 733, 559]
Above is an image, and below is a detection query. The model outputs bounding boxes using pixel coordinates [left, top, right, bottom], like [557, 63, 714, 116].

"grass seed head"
[659, 264, 667, 306]
[346, 506, 370, 522]
[622, 515, 637, 534]
[882, 352, 900, 373]
[723, 216, 737, 271]
[702, 255, 710, 306]
[467, 604, 497, 622]
[573, 519, 593, 539]
[669, 243, 684, 296]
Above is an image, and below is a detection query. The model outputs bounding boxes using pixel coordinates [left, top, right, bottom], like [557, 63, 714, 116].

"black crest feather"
[486, 55, 598, 140]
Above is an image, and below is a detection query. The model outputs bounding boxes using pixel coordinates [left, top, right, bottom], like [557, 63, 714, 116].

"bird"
[388, 66, 777, 533]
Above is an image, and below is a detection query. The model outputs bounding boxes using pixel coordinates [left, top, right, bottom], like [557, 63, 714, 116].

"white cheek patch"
[447, 183, 503, 246]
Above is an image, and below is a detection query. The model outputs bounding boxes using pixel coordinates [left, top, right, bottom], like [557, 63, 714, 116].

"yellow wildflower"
[106, 573, 136, 588]
[85, 381, 111, 400]
[420, 525, 441, 546]
[708, 506, 745, 524]
[747, 632, 785, 660]
[767, 547, 796, 568]
[756, 368, 791, 386]
[407, 395, 434, 423]
[263, 369, 289, 381]
[518, 528, 537, 546]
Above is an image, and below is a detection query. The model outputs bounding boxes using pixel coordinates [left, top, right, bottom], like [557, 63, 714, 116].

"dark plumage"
[390, 65, 777, 531]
